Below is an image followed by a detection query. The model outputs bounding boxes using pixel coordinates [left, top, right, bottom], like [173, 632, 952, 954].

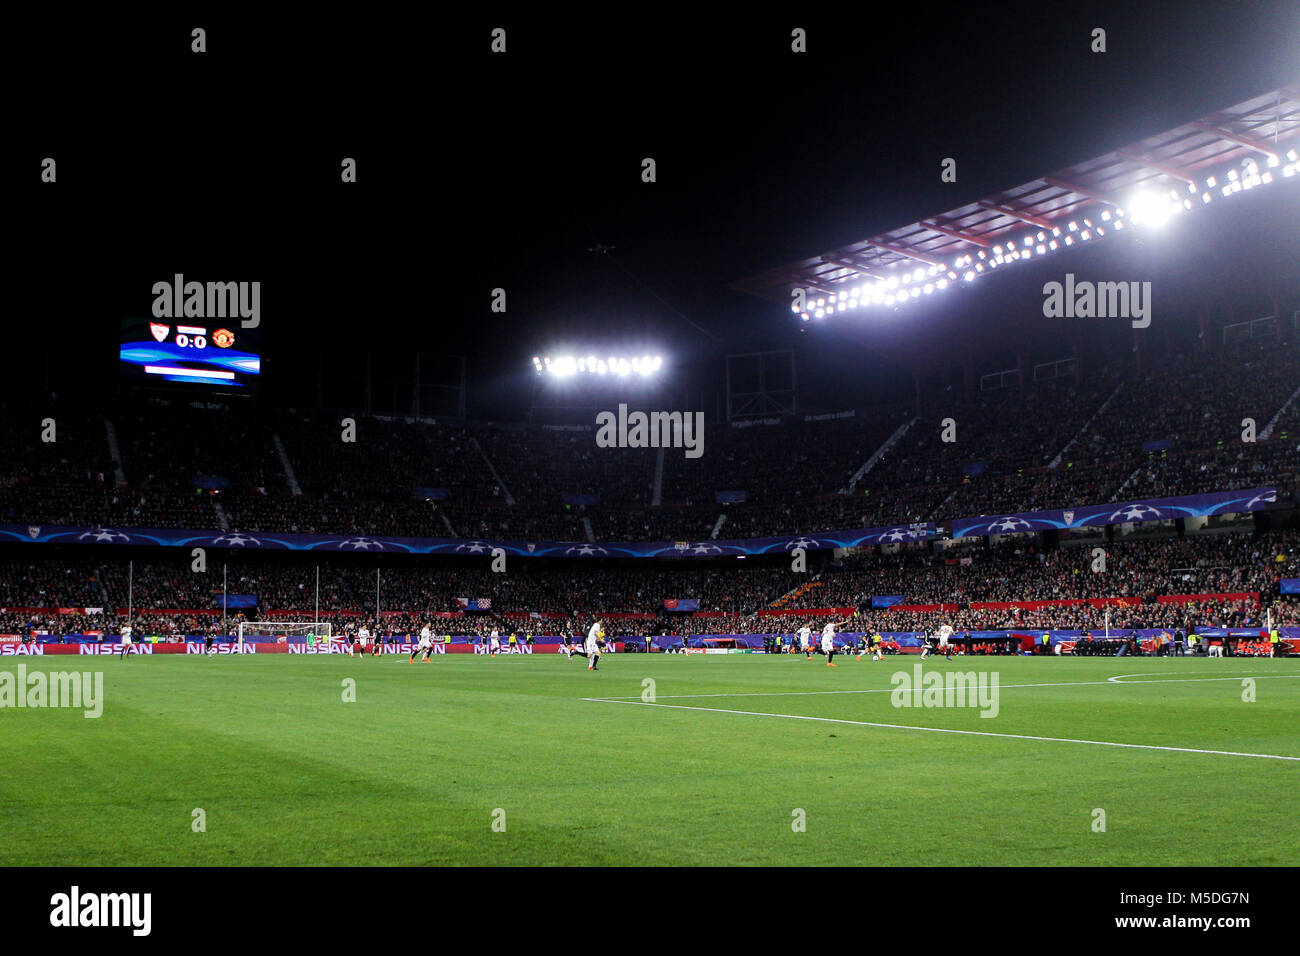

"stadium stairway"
[651, 447, 665, 506]
[103, 419, 127, 487]
[930, 486, 959, 521]
[1261, 383, 1300, 440]
[271, 432, 303, 495]
[847, 417, 916, 492]
[472, 436, 515, 506]
[91, 564, 112, 608]
[1111, 467, 1143, 502]
[1050, 379, 1125, 469]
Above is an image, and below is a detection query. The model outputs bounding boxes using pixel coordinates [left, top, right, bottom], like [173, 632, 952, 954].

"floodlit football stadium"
[5, 7, 1300, 924]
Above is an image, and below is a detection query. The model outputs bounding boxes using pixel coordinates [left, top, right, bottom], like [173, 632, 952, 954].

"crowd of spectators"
[0, 341, 1296, 545]
[810, 531, 1294, 607]
[2, 527, 1295, 638]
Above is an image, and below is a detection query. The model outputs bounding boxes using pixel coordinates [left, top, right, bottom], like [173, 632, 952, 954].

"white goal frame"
[236, 621, 334, 645]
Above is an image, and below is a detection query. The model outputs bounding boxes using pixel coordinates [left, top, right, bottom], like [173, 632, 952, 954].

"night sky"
[9, 2, 1300, 417]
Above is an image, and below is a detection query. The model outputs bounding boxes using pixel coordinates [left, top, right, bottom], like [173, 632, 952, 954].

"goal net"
[236, 621, 333, 645]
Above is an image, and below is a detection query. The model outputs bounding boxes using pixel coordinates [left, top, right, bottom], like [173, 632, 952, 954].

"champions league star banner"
[0, 486, 1272, 553]
[949, 487, 1277, 539]
[1281, 578, 1300, 595]
[0, 521, 937, 559]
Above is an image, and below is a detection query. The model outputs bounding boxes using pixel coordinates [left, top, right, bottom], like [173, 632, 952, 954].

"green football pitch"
[1, 653, 1296, 866]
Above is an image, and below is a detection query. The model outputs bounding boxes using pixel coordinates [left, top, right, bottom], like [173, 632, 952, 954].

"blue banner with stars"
[0, 521, 936, 558]
[1, 487, 1274, 556]
[949, 487, 1277, 539]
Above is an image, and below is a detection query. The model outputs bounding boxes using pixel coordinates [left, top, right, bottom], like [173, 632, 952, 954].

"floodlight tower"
[527, 352, 672, 424]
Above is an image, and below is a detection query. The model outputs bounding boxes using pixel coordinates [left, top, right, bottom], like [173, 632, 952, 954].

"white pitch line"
[587, 673, 1300, 701]
[1104, 672, 1300, 684]
[582, 697, 1300, 762]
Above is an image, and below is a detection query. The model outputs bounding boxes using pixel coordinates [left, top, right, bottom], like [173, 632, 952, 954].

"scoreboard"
[119, 317, 261, 388]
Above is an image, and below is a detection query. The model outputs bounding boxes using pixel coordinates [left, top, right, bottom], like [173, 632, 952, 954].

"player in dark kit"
[856, 632, 882, 662]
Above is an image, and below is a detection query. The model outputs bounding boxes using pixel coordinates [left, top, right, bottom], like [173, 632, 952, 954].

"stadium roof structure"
[733, 87, 1300, 317]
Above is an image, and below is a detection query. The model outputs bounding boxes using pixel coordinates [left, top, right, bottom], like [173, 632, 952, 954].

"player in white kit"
[920, 624, 953, 661]
[411, 625, 434, 663]
[489, 628, 501, 656]
[936, 624, 954, 660]
[570, 621, 605, 671]
[356, 625, 371, 658]
[820, 619, 844, 667]
[797, 625, 813, 660]
[118, 623, 133, 659]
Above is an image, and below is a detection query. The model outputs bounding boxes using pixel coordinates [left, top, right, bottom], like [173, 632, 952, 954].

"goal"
[236, 621, 333, 645]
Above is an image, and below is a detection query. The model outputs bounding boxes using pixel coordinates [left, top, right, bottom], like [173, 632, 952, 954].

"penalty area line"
[581, 697, 1300, 762]
[1105, 672, 1300, 683]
